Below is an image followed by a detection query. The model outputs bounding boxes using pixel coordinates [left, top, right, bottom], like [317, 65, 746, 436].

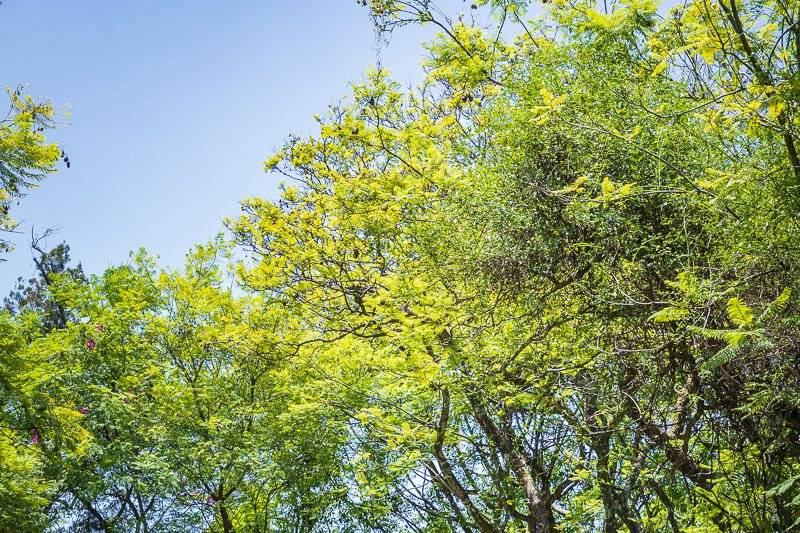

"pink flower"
[30, 428, 40, 445]
[79, 406, 90, 415]
[86, 339, 96, 350]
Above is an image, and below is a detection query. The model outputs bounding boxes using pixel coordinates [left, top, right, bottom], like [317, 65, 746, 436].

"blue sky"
[0, 1, 440, 291]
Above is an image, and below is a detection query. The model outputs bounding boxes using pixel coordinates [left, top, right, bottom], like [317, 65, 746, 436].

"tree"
[5, 230, 85, 330]
[0, 87, 62, 256]
[0, 22, 64, 526]
[226, 0, 800, 529]
[6, 0, 800, 530]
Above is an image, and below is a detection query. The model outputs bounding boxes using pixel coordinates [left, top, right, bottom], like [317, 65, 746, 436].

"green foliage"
[7, 0, 800, 530]
[0, 88, 61, 255]
[5, 236, 85, 330]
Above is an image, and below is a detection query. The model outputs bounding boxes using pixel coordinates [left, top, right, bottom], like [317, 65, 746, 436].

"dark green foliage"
[5, 235, 85, 330]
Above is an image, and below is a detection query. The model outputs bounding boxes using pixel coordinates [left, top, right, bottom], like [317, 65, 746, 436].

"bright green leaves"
[649, 306, 690, 323]
[424, 22, 508, 92]
[0, 236, 323, 530]
[0, 88, 61, 255]
[0, 88, 60, 183]
[581, 0, 658, 35]
[241, 0, 800, 528]
[531, 87, 567, 124]
[684, 289, 793, 373]
[0, 312, 52, 530]
[726, 297, 754, 328]
[230, 68, 464, 325]
[652, 267, 794, 377]
[5, 0, 800, 529]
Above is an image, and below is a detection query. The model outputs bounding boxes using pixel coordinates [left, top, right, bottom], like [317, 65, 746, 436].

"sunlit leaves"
[0, 88, 61, 255]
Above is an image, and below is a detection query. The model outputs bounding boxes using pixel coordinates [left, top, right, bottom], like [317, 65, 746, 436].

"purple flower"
[79, 406, 90, 415]
[206, 495, 217, 506]
[96, 324, 105, 332]
[86, 339, 96, 350]
[30, 428, 40, 445]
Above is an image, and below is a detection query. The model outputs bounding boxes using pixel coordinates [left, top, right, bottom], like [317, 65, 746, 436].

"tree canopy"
[3, 0, 800, 531]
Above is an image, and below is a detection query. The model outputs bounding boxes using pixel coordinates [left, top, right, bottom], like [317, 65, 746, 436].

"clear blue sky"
[0, 1, 440, 291]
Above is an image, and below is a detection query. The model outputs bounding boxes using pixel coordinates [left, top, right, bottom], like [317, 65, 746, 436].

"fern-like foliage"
[687, 289, 791, 373]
